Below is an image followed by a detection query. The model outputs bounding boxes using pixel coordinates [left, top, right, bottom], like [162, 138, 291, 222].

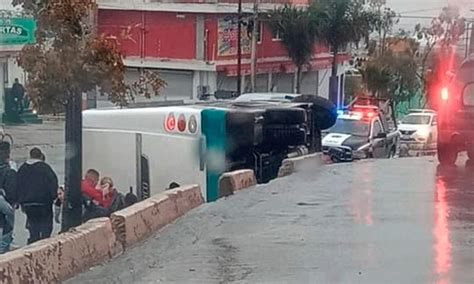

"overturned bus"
[83, 94, 337, 202]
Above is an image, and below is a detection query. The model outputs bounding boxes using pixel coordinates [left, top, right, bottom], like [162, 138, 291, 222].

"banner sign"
[0, 17, 36, 46]
[217, 16, 251, 57]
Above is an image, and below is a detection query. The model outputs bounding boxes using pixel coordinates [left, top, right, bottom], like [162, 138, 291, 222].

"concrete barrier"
[111, 185, 203, 248]
[0, 185, 203, 282]
[278, 153, 324, 178]
[218, 169, 257, 197]
[0, 217, 121, 283]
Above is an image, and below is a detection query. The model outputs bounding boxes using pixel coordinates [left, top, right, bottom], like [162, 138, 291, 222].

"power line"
[398, 7, 444, 14]
[398, 15, 437, 19]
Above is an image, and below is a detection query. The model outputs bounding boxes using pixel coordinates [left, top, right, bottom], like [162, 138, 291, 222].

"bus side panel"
[83, 129, 138, 195]
[141, 134, 206, 199]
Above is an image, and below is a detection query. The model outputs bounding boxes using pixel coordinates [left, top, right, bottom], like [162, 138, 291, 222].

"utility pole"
[250, 0, 259, 92]
[237, 0, 243, 95]
[62, 3, 99, 231]
[469, 22, 474, 56]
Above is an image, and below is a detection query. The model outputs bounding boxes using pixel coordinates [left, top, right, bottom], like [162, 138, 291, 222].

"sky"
[0, 0, 14, 10]
[387, 0, 473, 31]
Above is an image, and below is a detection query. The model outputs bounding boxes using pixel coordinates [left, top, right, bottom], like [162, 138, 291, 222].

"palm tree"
[268, 5, 319, 93]
[312, 0, 377, 105]
[361, 62, 392, 97]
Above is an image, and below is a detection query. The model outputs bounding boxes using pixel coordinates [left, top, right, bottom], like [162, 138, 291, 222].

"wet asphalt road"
[69, 156, 474, 284]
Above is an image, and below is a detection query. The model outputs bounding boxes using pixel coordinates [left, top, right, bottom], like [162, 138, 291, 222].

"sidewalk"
[4, 121, 65, 248]
[39, 114, 65, 122]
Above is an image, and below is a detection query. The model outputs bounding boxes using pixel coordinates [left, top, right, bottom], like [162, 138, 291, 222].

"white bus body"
[83, 107, 207, 201]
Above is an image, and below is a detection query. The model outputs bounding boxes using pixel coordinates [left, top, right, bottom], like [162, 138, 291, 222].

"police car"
[322, 98, 399, 162]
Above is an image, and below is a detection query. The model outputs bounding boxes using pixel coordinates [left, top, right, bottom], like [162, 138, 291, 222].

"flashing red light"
[352, 111, 375, 119]
[165, 113, 176, 131]
[441, 87, 449, 101]
[177, 114, 186, 132]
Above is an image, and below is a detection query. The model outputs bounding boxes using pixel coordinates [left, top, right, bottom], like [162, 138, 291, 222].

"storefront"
[0, 15, 36, 118]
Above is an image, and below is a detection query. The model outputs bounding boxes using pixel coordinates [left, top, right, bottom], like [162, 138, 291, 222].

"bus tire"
[293, 95, 337, 130]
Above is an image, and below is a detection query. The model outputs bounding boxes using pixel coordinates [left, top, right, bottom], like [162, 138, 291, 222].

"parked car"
[398, 110, 437, 157]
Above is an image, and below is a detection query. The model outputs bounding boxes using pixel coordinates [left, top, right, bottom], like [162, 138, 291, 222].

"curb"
[0, 185, 203, 283]
[39, 115, 65, 122]
[278, 153, 324, 178]
[218, 169, 257, 198]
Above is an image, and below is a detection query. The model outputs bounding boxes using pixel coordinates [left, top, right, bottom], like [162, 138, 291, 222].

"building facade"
[98, 0, 348, 105]
[0, 14, 35, 116]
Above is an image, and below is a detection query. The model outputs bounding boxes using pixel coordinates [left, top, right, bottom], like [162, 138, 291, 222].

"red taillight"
[441, 87, 449, 101]
[351, 111, 375, 119]
[165, 113, 176, 131]
[177, 114, 186, 132]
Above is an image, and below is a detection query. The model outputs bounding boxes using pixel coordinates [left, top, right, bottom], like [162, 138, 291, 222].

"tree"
[313, 0, 377, 106]
[12, 0, 164, 230]
[412, 5, 465, 107]
[361, 47, 420, 105]
[268, 5, 319, 93]
[361, 62, 391, 97]
[372, 6, 399, 56]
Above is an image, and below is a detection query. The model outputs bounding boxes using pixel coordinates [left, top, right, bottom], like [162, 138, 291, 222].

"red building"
[97, 0, 348, 104]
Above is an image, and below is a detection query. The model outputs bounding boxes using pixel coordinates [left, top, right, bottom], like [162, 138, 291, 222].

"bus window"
[141, 155, 150, 200]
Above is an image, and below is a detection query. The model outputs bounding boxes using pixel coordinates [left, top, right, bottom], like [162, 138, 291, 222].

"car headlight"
[416, 128, 430, 139]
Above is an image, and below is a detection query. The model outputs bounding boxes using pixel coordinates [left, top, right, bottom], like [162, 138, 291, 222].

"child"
[54, 186, 64, 224]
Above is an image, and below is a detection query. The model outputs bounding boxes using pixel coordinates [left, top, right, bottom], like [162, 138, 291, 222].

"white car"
[398, 111, 437, 155]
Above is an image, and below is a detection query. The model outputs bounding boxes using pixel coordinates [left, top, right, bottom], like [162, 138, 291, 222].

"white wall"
[0, 58, 5, 115]
[318, 68, 331, 99]
[7, 56, 25, 86]
[300, 71, 319, 95]
[102, 68, 195, 104]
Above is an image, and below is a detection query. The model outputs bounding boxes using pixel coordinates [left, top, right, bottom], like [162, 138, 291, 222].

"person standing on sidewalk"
[17, 148, 58, 244]
[0, 142, 17, 254]
[11, 78, 25, 114]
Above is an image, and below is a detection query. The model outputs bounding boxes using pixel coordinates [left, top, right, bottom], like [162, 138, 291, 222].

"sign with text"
[217, 16, 251, 57]
[0, 17, 36, 46]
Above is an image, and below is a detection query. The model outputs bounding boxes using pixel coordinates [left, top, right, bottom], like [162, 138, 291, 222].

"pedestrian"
[100, 177, 125, 214]
[81, 169, 109, 222]
[81, 169, 108, 207]
[11, 78, 25, 114]
[124, 187, 138, 207]
[17, 148, 58, 244]
[0, 141, 17, 254]
[54, 186, 64, 224]
[167, 182, 180, 190]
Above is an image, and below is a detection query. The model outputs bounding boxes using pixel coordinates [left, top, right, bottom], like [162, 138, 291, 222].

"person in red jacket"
[81, 169, 107, 207]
